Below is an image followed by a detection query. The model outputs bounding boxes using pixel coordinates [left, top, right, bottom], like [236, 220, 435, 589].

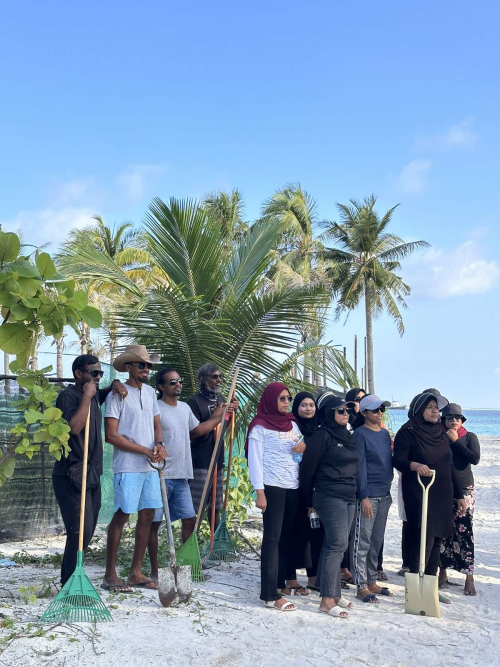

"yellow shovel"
[405, 470, 440, 618]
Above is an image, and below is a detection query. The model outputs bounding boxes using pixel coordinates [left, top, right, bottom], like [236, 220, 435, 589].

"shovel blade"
[405, 572, 441, 618]
[158, 568, 178, 607]
[174, 565, 193, 604]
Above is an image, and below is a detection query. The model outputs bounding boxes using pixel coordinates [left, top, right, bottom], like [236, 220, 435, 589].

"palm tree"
[323, 195, 429, 394]
[202, 189, 249, 244]
[61, 197, 358, 439]
[263, 183, 329, 384]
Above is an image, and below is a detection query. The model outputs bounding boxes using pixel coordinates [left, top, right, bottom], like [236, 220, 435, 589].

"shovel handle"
[417, 469, 436, 575]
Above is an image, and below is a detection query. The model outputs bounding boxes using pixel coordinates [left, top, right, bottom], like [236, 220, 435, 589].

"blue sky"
[1, 1, 499, 407]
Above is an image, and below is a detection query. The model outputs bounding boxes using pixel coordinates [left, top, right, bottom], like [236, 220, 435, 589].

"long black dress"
[393, 428, 463, 575]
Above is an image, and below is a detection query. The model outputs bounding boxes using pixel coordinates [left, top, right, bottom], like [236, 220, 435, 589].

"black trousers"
[260, 485, 299, 601]
[52, 474, 101, 585]
[406, 518, 442, 576]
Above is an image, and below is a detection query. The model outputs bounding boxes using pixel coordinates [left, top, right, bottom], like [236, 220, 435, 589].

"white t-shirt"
[247, 423, 301, 490]
[158, 400, 199, 480]
[104, 383, 160, 474]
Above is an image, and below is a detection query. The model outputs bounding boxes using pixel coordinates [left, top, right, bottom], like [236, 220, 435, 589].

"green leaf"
[67, 289, 88, 310]
[0, 322, 33, 354]
[5, 260, 41, 279]
[21, 296, 41, 309]
[79, 305, 102, 328]
[0, 232, 21, 263]
[33, 430, 49, 443]
[0, 457, 16, 479]
[10, 303, 29, 321]
[24, 408, 45, 424]
[42, 407, 62, 422]
[35, 252, 57, 280]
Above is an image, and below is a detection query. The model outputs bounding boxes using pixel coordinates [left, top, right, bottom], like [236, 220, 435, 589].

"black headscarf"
[399, 392, 451, 465]
[346, 387, 366, 429]
[345, 387, 365, 403]
[318, 395, 356, 450]
[292, 391, 318, 438]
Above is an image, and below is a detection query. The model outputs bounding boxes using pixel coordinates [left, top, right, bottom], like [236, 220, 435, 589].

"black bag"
[67, 461, 100, 493]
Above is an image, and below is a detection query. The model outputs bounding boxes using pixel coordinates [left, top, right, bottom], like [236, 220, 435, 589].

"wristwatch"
[155, 441, 164, 446]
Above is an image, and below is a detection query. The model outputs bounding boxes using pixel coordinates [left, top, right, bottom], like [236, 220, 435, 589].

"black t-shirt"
[52, 384, 107, 477]
[450, 432, 481, 489]
[187, 393, 226, 469]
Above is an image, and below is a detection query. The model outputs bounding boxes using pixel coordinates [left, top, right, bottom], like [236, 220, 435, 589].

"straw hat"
[113, 344, 159, 372]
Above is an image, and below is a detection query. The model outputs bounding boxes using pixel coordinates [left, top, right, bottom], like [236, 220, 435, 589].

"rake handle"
[78, 406, 91, 553]
[209, 464, 217, 551]
[223, 414, 235, 511]
[194, 368, 239, 532]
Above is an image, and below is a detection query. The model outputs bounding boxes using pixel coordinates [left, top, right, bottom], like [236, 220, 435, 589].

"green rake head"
[176, 532, 204, 582]
[40, 552, 112, 624]
[211, 512, 238, 562]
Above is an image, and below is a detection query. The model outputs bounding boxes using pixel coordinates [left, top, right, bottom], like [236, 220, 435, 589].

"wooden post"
[364, 337, 367, 389]
[354, 335, 358, 377]
[322, 349, 326, 387]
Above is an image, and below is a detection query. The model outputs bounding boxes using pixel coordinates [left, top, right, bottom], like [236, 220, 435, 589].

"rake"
[211, 414, 238, 562]
[177, 369, 239, 581]
[40, 409, 112, 624]
[200, 462, 223, 567]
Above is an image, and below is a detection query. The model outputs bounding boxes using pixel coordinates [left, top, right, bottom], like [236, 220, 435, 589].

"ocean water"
[386, 409, 500, 437]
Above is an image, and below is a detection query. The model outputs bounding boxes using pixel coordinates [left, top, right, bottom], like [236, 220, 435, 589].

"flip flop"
[101, 581, 133, 593]
[371, 586, 391, 596]
[280, 586, 311, 596]
[341, 575, 355, 585]
[127, 579, 158, 590]
[336, 598, 353, 609]
[341, 580, 351, 590]
[438, 593, 451, 604]
[357, 593, 379, 604]
[264, 600, 296, 611]
[398, 567, 409, 577]
[308, 585, 321, 592]
[464, 584, 477, 596]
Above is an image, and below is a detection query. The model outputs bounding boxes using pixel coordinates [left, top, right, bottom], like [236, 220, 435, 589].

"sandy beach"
[1, 436, 499, 667]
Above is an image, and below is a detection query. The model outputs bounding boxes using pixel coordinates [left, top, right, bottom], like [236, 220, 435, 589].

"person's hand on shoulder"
[112, 380, 128, 400]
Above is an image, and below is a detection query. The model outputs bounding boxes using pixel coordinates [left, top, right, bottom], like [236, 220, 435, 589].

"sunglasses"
[168, 378, 184, 385]
[445, 414, 463, 421]
[279, 395, 293, 403]
[369, 406, 386, 414]
[85, 369, 104, 378]
[335, 407, 350, 415]
[129, 362, 153, 370]
[209, 373, 224, 381]
[354, 395, 365, 402]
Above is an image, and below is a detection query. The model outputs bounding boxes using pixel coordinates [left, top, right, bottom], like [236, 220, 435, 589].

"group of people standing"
[247, 383, 480, 617]
[53, 345, 237, 592]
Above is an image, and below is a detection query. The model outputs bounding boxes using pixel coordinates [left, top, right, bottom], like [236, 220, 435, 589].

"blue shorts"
[153, 478, 196, 523]
[113, 472, 162, 514]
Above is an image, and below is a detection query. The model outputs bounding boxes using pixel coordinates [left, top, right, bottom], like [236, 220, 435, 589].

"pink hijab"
[244, 382, 296, 456]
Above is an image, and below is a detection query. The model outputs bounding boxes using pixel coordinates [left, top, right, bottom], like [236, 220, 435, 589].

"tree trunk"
[364, 292, 375, 394]
[56, 337, 64, 378]
[79, 323, 89, 355]
[31, 338, 39, 371]
[3, 351, 10, 394]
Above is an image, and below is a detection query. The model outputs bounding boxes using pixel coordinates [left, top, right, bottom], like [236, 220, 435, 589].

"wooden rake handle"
[223, 414, 235, 511]
[194, 368, 239, 532]
[78, 406, 91, 553]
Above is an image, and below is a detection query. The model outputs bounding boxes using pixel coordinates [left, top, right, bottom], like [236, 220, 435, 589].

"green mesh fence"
[0, 363, 126, 542]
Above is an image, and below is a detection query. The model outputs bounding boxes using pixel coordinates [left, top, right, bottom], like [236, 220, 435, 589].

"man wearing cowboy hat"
[103, 345, 166, 591]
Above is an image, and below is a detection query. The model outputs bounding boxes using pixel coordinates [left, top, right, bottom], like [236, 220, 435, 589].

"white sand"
[1, 437, 499, 667]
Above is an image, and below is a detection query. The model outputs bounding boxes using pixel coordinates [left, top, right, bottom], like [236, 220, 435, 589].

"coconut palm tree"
[263, 183, 329, 384]
[202, 189, 249, 244]
[323, 195, 429, 394]
[61, 197, 357, 439]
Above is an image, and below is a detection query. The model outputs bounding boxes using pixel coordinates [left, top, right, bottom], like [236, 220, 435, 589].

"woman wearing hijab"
[247, 382, 305, 611]
[300, 393, 358, 618]
[393, 392, 466, 602]
[282, 392, 321, 594]
[346, 387, 367, 430]
[439, 403, 480, 596]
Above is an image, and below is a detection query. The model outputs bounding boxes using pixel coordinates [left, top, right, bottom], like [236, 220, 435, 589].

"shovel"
[405, 470, 440, 618]
[149, 460, 193, 607]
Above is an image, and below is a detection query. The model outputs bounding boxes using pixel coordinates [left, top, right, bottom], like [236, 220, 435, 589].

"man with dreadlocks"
[187, 364, 238, 530]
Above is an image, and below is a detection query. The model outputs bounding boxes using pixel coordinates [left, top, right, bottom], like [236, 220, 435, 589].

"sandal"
[264, 599, 297, 611]
[377, 570, 388, 581]
[280, 586, 310, 596]
[336, 598, 353, 609]
[126, 579, 158, 590]
[357, 593, 379, 604]
[319, 606, 348, 618]
[368, 585, 392, 596]
[398, 567, 409, 577]
[341, 575, 355, 585]
[464, 583, 477, 596]
[438, 593, 451, 605]
[101, 580, 133, 593]
[341, 580, 351, 590]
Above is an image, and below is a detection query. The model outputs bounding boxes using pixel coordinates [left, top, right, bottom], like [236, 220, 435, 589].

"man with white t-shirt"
[148, 367, 224, 583]
[103, 345, 166, 592]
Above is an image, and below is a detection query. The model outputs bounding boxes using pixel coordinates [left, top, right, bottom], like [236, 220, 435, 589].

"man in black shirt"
[52, 354, 127, 586]
[187, 364, 238, 531]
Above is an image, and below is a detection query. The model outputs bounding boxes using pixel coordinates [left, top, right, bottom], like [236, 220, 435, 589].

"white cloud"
[116, 163, 167, 204]
[1, 206, 95, 249]
[390, 160, 432, 194]
[405, 240, 499, 299]
[415, 117, 480, 151]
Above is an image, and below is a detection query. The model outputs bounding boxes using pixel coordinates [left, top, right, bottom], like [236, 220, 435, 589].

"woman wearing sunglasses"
[345, 387, 367, 430]
[393, 392, 466, 604]
[439, 403, 480, 596]
[300, 393, 358, 618]
[351, 395, 393, 603]
[246, 383, 305, 611]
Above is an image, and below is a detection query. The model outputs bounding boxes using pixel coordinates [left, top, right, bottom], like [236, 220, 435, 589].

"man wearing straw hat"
[103, 345, 166, 591]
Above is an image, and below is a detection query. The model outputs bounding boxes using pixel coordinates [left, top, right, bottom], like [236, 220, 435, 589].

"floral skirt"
[440, 487, 475, 574]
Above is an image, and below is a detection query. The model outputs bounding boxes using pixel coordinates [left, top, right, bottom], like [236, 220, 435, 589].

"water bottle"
[309, 509, 320, 529]
[292, 437, 304, 463]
